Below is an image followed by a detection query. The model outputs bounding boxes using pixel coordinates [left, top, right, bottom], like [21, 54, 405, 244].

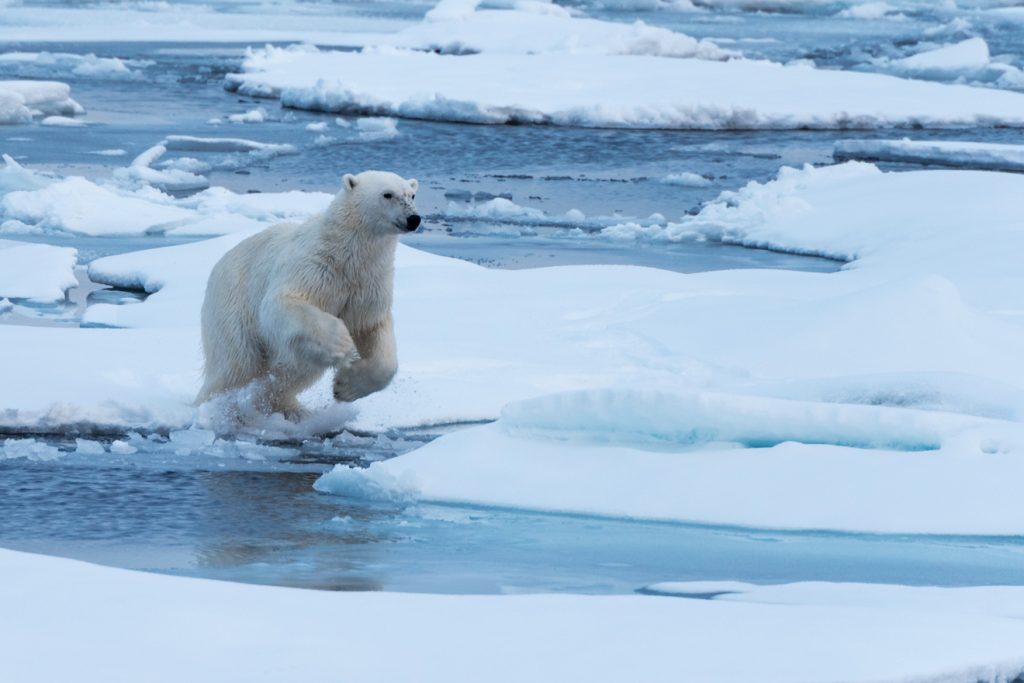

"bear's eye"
[411, 194, 416, 200]
[383, 192, 393, 200]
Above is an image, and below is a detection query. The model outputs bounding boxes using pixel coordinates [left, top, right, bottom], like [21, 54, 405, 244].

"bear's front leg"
[263, 291, 360, 370]
[333, 315, 398, 402]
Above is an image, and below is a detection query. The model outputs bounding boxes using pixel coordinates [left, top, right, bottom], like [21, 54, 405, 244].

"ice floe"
[0, 51, 145, 80]
[0, 80, 83, 124]
[874, 37, 1024, 89]
[4, 548, 1024, 683]
[112, 144, 211, 192]
[0, 238, 77, 302]
[382, 5, 734, 58]
[226, 46, 1024, 129]
[834, 137, 1024, 172]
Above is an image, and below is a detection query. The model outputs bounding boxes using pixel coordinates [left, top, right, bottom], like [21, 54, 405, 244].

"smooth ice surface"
[4, 548, 1024, 683]
[228, 46, 1024, 129]
[834, 137, 1024, 171]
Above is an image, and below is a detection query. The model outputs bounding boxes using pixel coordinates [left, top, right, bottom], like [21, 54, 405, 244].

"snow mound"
[834, 138, 1024, 172]
[226, 47, 1024, 129]
[0, 79, 83, 124]
[0, 238, 77, 302]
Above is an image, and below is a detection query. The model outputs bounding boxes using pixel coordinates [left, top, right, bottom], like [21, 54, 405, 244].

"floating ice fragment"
[2, 438, 62, 461]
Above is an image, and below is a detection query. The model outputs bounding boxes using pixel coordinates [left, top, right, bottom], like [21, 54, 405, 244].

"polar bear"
[196, 170, 420, 419]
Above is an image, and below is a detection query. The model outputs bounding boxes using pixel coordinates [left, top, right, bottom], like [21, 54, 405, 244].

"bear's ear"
[343, 174, 357, 191]
[408, 178, 418, 192]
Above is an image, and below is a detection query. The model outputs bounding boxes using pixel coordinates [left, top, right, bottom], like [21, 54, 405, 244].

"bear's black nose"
[406, 215, 421, 231]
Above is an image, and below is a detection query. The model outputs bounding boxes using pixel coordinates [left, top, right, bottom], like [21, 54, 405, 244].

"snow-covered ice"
[227, 45, 1024, 129]
[874, 38, 1024, 89]
[4, 548, 1024, 683]
[0, 238, 76, 302]
[834, 138, 1024, 172]
[0, 51, 144, 80]
[381, 5, 734, 59]
[0, 79, 82, 124]
[112, 144, 210, 192]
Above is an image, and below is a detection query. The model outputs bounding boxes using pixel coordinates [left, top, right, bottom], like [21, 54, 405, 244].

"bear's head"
[342, 170, 420, 235]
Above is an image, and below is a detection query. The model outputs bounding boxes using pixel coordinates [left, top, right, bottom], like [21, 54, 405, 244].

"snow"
[0, 79, 83, 124]
[0, 155, 323, 237]
[112, 144, 210, 192]
[382, 7, 734, 58]
[318, 391, 1024, 535]
[2, 175, 194, 236]
[834, 137, 1024, 172]
[0, 238, 77, 302]
[4, 548, 1024, 683]
[876, 38, 1024, 88]
[0, 51, 143, 80]
[227, 46, 1024, 129]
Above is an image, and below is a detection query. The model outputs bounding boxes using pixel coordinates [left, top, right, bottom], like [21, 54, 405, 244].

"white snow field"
[3, 548, 1024, 683]
[0, 79, 83, 124]
[0, 239, 76, 302]
[226, 44, 1024, 129]
[834, 138, 1024, 172]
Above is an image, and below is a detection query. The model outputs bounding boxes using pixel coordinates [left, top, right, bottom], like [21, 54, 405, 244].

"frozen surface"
[228, 46, 1024, 129]
[4, 548, 1024, 683]
[874, 37, 1024, 88]
[0, 79, 82, 124]
[834, 137, 1024, 172]
[382, 5, 734, 58]
[320, 398, 1024, 535]
[0, 238, 76, 302]
[0, 51, 143, 80]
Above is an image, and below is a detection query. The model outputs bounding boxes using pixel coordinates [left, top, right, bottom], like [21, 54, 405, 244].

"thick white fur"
[196, 170, 419, 419]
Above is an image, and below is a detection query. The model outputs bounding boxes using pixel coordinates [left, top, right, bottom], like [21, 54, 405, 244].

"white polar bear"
[196, 170, 420, 419]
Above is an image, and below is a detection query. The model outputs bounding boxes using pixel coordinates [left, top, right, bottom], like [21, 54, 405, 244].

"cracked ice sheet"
[3, 548, 1024, 683]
